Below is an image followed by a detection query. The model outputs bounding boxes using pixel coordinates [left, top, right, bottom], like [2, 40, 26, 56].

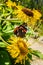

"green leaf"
[0, 48, 11, 65]
[15, 60, 31, 65]
[2, 33, 12, 41]
[25, 60, 31, 65]
[28, 48, 43, 60]
[0, 42, 6, 47]
[27, 53, 32, 60]
[15, 63, 24, 65]
[31, 50, 43, 59]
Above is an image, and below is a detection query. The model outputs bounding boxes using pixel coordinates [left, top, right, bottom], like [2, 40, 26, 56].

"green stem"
[0, 36, 10, 46]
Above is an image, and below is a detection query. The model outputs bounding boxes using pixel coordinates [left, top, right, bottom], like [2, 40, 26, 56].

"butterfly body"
[14, 23, 27, 37]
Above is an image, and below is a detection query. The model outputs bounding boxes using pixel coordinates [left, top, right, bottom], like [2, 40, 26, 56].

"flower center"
[17, 40, 28, 56]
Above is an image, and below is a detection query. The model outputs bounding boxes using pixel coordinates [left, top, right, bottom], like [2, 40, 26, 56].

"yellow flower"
[7, 36, 30, 64]
[12, 2, 16, 7]
[14, 7, 42, 28]
[16, 5, 23, 10]
[14, 9, 29, 23]
[6, 0, 16, 7]
[6, 0, 42, 28]
[29, 9, 42, 28]
[32, 9, 42, 20]
[6, 0, 13, 7]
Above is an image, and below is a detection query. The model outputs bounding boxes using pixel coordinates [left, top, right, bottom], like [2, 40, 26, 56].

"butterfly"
[14, 23, 27, 37]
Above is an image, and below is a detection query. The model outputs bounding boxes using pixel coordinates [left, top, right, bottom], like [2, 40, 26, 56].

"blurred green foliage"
[0, 48, 11, 65]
